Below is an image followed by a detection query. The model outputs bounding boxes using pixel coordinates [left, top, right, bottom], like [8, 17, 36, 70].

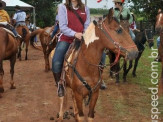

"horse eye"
[116, 27, 122, 34]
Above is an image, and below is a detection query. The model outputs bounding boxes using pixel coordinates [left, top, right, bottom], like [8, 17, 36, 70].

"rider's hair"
[65, 0, 85, 12]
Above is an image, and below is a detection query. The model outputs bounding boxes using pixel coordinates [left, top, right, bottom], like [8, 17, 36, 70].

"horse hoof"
[0, 87, 4, 93]
[10, 86, 16, 89]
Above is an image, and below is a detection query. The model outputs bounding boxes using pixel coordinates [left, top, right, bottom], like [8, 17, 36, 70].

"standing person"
[12, 5, 26, 27]
[130, 13, 137, 30]
[51, 7, 59, 39]
[0, 0, 20, 38]
[113, 0, 136, 41]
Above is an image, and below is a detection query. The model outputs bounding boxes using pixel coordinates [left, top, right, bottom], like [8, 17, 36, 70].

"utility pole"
[85, 0, 87, 6]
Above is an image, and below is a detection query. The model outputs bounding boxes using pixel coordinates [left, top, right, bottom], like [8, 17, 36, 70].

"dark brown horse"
[0, 27, 18, 98]
[156, 9, 163, 95]
[57, 8, 138, 122]
[16, 25, 31, 60]
[30, 26, 57, 72]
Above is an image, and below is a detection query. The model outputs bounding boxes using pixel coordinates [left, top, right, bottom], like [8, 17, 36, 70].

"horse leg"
[0, 61, 4, 95]
[115, 63, 120, 84]
[18, 41, 22, 61]
[57, 96, 64, 121]
[74, 92, 84, 122]
[71, 90, 78, 119]
[132, 52, 142, 77]
[46, 46, 51, 71]
[25, 37, 29, 60]
[123, 60, 133, 82]
[88, 90, 99, 122]
[123, 61, 127, 82]
[43, 46, 49, 72]
[10, 55, 16, 89]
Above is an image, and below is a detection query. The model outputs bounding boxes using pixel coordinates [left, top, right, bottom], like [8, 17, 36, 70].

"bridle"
[96, 17, 136, 66]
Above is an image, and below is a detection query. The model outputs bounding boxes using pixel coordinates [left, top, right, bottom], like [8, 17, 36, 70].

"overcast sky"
[62, 0, 115, 9]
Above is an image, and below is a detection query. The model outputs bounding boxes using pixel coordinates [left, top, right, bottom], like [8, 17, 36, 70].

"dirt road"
[0, 46, 162, 122]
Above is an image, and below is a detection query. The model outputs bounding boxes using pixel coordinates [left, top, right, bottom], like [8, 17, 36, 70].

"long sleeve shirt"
[58, 4, 90, 37]
[114, 7, 133, 25]
[0, 9, 10, 23]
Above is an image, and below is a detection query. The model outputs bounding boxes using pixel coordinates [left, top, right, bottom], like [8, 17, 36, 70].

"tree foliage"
[21, 0, 61, 27]
[127, 0, 163, 23]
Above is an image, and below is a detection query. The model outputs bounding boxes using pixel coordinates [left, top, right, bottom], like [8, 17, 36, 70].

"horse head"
[155, 9, 163, 32]
[92, 8, 138, 60]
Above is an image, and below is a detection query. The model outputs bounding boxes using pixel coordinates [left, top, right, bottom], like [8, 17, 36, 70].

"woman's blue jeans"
[52, 41, 106, 73]
[52, 41, 70, 73]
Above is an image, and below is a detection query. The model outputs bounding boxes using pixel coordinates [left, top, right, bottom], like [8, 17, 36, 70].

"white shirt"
[13, 10, 26, 22]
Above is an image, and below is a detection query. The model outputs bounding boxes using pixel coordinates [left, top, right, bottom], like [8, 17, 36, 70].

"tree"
[22, 0, 61, 27]
[127, 0, 163, 24]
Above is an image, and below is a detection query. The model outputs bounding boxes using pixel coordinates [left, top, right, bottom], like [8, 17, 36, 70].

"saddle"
[61, 39, 82, 85]
[0, 25, 16, 38]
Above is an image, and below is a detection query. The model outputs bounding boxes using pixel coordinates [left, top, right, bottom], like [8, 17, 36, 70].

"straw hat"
[0, 0, 6, 9]
[113, 0, 125, 3]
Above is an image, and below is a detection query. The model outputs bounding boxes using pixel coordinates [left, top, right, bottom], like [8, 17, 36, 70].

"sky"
[62, 0, 115, 9]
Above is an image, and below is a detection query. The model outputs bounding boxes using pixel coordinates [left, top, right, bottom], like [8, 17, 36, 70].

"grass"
[95, 35, 163, 121]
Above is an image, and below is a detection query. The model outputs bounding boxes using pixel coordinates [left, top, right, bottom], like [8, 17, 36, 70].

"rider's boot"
[53, 72, 64, 97]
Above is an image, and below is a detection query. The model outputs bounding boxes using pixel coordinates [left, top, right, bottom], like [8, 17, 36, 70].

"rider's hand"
[75, 32, 83, 40]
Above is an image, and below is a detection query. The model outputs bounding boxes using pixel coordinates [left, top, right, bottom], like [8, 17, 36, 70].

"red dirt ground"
[0, 46, 162, 122]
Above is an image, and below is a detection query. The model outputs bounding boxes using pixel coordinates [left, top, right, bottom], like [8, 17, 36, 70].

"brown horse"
[30, 26, 57, 72]
[16, 25, 31, 60]
[155, 9, 163, 94]
[57, 8, 138, 122]
[0, 27, 18, 98]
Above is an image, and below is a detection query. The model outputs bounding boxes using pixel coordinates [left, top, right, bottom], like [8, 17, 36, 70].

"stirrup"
[57, 83, 64, 97]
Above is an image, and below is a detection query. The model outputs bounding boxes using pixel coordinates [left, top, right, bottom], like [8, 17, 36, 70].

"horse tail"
[30, 29, 43, 50]
[22, 28, 27, 39]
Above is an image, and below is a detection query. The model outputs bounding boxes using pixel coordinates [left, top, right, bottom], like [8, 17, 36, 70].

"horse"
[30, 26, 57, 72]
[0, 27, 18, 98]
[155, 9, 163, 94]
[109, 15, 154, 83]
[57, 8, 138, 122]
[15, 25, 31, 60]
[122, 29, 154, 82]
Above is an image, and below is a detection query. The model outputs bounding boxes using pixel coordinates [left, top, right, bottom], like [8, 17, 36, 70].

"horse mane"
[83, 22, 99, 47]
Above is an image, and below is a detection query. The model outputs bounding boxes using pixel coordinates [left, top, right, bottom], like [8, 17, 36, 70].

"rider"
[12, 5, 26, 27]
[52, 0, 107, 97]
[113, 0, 136, 42]
[0, 0, 21, 38]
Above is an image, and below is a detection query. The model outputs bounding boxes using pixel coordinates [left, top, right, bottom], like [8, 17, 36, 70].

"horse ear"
[108, 8, 114, 23]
